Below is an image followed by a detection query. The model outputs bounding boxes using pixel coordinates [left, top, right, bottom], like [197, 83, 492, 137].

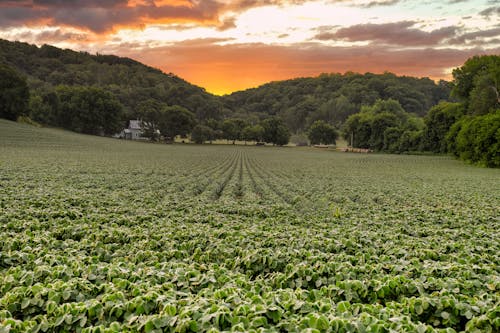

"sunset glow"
[1, 0, 498, 95]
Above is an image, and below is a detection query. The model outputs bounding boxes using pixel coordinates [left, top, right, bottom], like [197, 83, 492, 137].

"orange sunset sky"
[0, 0, 499, 95]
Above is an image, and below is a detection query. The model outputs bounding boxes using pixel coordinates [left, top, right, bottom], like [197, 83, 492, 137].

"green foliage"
[0, 120, 499, 332]
[423, 102, 465, 153]
[445, 56, 500, 167]
[451, 110, 500, 167]
[222, 119, 247, 143]
[138, 99, 165, 141]
[0, 38, 219, 125]
[452, 55, 499, 108]
[157, 105, 196, 141]
[307, 120, 338, 145]
[0, 64, 29, 121]
[224, 72, 451, 128]
[191, 124, 216, 144]
[241, 124, 264, 143]
[343, 99, 423, 152]
[55, 85, 124, 135]
[261, 117, 291, 145]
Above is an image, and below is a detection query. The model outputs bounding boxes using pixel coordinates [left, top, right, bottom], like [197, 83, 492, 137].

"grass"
[0, 119, 499, 332]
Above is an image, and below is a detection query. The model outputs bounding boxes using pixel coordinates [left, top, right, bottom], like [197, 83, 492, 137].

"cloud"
[449, 27, 500, 45]
[314, 21, 459, 46]
[0, 0, 225, 32]
[479, 6, 500, 18]
[360, 0, 400, 8]
[109, 38, 497, 94]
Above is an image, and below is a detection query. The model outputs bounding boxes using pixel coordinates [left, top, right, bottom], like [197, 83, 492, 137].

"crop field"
[0, 119, 499, 333]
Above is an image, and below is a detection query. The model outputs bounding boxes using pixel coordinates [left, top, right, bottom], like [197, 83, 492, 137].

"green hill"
[222, 72, 452, 133]
[0, 39, 223, 121]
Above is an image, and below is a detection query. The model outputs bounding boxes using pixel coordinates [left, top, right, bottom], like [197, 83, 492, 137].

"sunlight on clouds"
[0, 0, 498, 93]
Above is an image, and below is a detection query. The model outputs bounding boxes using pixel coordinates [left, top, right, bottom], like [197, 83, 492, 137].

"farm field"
[0, 119, 499, 333]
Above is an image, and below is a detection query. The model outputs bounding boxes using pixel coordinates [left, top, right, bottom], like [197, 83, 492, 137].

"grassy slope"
[1, 120, 499, 332]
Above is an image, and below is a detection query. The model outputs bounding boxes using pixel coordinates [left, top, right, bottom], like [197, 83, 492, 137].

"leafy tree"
[307, 120, 338, 145]
[29, 94, 53, 124]
[423, 102, 465, 153]
[191, 125, 215, 144]
[261, 117, 290, 146]
[138, 99, 164, 140]
[0, 64, 29, 120]
[452, 55, 499, 101]
[444, 55, 500, 167]
[241, 124, 264, 143]
[343, 99, 423, 151]
[468, 70, 500, 115]
[56, 86, 123, 135]
[158, 105, 196, 141]
[450, 111, 500, 167]
[222, 119, 247, 144]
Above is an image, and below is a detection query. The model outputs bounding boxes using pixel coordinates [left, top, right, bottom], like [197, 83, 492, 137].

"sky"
[0, 0, 499, 95]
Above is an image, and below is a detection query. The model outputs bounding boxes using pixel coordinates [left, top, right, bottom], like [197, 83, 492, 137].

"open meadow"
[0, 120, 499, 333]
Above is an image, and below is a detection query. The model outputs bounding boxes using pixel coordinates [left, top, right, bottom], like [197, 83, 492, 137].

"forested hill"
[222, 72, 452, 133]
[0, 39, 223, 121]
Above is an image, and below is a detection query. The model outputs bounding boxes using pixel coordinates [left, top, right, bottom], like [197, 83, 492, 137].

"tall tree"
[343, 99, 423, 151]
[158, 105, 196, 141]
[222, 119, 247, 144]
[0, 64, 29, 121]
[56, 86, 123, 135]
[452, 55, 500, 114]
[138, 99, 164, 140]
[261, 117, 290, 146]
[423, 102, 465, 153]
[307, 120, 338, 145]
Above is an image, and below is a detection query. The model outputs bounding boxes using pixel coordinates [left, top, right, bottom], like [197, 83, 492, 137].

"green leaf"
[21, 298, 30, 310]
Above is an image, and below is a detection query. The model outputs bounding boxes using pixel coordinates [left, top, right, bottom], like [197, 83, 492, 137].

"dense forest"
[222, 72, 451, 131]
[0, 39, 224, 122]
[0, 39, 498, 166]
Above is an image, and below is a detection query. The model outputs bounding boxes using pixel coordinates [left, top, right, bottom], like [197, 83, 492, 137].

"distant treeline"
[0, 39, 498, 166]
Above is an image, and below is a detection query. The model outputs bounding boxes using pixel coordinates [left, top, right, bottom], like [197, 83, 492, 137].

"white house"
[121, 120, 143, 140]
[116, 120, 160, 140]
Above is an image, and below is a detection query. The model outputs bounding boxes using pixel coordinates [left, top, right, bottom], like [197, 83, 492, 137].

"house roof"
[129, 120, 142, 130]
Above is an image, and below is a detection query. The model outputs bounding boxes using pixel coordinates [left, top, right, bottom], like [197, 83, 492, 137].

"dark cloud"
[0, 0, 224, 32]
[360, 0, 400, 8]
[32, 0, 128, 7]
[314, 21, 459, 46]
[480, 6, 500, 17]
[449, 27, 500, 45]
[7, 28, 89, 43]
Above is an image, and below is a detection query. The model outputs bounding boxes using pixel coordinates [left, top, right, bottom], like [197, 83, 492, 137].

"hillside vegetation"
[222, 72, 451, 131]
[0, 39, 223, 121]
[0, 39, 499, 166]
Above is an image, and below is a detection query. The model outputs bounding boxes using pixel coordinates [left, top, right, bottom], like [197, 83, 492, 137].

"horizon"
[0, 1, 498, 95]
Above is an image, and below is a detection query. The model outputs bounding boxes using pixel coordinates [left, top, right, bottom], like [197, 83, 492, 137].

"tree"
[138, 99, 164, 140]
[307, 120, 338, 145]
[423, 102, 465, 153]
[0, 64, 29, 121]
[261, 117, 290, 146]
[56, 86, 123, 135]
[451, 110, 500, 167]
[242, 124, 264, 144]
[191, 124, 215, 144]
[452, 55, 500, 114]
[222, 119, 247, 144]
[343, 99, 423, 151]
[158, 105, 196, 141]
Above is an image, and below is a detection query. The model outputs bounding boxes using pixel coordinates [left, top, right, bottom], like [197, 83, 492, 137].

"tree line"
[0, 38, 498, 166]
